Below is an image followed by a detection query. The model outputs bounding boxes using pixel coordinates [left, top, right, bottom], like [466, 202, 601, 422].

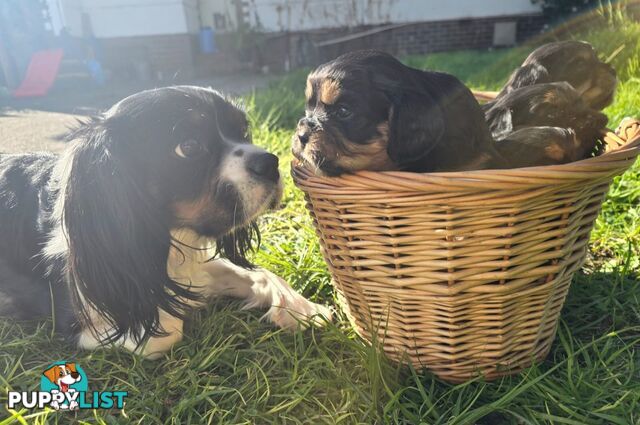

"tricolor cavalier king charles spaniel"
[292, 50, 502, 174]
[0, 86, 331, 358]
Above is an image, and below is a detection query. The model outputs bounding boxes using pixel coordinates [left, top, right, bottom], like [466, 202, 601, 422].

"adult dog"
[0, 86, 331, 358]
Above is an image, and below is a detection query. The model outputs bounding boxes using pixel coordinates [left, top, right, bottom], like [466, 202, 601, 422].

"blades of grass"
[605, 44, 626, 63]
[533, 413, 595, 425]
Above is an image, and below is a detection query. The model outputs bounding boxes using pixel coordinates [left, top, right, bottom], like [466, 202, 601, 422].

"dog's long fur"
[493, 41, 617, 110]
[490, 126, 592, 168]
[293, 50, 502, 174]
[483, 82, 608, 143]
[0, 86, 330, 357]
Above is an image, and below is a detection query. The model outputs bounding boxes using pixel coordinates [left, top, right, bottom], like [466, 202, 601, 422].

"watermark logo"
[7, 361, 127, 411]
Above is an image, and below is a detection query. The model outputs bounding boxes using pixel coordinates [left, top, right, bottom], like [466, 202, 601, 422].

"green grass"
[2, 6, 640, 425]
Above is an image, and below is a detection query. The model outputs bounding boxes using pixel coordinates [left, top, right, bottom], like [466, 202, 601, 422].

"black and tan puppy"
[292, 50, 499, 175]
[491, 127, 595, 168]
[484, 82, 608, 142]
[496, 41, 617, 110]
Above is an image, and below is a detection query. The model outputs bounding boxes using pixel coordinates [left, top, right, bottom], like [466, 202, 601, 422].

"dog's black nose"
[297, 118, 316, 146]
[247, 152, 280, 183]
[297, 130, 310, 147]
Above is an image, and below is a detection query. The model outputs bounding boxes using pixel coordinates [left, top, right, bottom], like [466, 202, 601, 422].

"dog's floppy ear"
[485, 106, 513, 139]
[43, 366, 59, 383]
[502, 63, 549, 93]
[386, 90, 446, 168]
[62, 119, 198, 344]
[66, 363, 77, 374]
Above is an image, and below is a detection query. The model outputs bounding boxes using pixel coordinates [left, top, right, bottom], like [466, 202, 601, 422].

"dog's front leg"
[77, 307, 184, 360]
[136, 310, 184, 359]
[196, 259, 333, 330]
[78, 259, 332, 358]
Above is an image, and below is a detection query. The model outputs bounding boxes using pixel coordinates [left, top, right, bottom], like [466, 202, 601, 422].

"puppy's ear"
[387, 91, 446, 167]
[502, 63, 549, 92]
[43, 366, 58, 384]
[215, 222, 260, 269]
[62, 120, 198, 344]
[485, 106, 513, 139]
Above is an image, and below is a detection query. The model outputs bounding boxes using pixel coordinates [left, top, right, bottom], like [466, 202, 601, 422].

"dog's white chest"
[167, 229, 217, 290]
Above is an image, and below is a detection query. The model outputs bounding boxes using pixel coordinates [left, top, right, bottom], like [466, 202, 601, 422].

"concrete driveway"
[0, 110, 76, 154]
[0, 73, 272, 155]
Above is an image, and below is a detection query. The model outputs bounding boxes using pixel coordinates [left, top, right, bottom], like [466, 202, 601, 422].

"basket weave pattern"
[293, 120, 640, 382]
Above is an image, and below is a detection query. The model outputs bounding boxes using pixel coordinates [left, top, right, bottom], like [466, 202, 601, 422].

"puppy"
[490, 127, 595, 168]
[0, 86, 331, 359]
[292, 50, 499, 174]
[484, 82, 608, 141]
[495, 41, 617, 110]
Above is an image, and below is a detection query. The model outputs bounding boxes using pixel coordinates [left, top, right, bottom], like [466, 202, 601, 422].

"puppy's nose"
[247, 152, 280, 183]
[297, 130, 310, 146]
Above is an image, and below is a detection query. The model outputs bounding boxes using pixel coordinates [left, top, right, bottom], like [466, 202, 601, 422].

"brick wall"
[257, 14, 546, 71]
[101, 34, 197, 82]
[97, 14, 547, 78]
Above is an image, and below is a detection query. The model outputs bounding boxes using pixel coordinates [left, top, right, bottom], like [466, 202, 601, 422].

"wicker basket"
[292, 109, 640, 383]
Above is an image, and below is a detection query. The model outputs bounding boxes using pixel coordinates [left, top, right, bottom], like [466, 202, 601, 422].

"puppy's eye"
[175, 139, 204, 158]
[336, 105, 352, 119]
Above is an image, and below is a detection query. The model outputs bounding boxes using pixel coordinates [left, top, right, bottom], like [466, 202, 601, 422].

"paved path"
[0, 73, 272, 155]
[0, 110, 76, 154]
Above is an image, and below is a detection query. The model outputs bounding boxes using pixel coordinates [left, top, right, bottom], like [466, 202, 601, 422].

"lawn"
[2, 7, 640, 425]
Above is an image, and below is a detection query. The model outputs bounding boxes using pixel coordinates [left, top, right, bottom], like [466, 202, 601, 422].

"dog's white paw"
[266, 294, 333, 330]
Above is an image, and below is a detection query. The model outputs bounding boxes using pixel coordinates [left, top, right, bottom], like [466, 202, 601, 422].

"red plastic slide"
[12, 49, 64, 98]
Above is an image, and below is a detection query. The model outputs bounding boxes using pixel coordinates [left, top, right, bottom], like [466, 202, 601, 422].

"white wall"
[199, 0, 237, 30]
[59, 0, 83, 36]
[247, 0, 542, 32]
[58, 0, 195, 38]
[184, 0, 202, 33]
[45, 0, 66, 35]
[57, 0, 542, 38]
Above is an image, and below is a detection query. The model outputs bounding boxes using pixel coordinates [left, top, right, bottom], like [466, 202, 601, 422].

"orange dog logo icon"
[42, 363, 83, 410]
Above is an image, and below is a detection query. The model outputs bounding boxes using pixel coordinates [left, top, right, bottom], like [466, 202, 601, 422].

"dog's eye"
[175, 139, 204, 158]
[336, 105, 352, 119]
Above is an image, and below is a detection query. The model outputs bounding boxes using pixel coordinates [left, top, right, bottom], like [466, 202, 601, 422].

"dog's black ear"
[62, 120, 197, 344]
[386, 91, 446, 168]
[502, 63, 549, 93]
[485, 106, 513, 139]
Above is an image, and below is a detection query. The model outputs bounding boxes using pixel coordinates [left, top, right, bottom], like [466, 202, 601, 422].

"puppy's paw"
[266, 294, 333, 330]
